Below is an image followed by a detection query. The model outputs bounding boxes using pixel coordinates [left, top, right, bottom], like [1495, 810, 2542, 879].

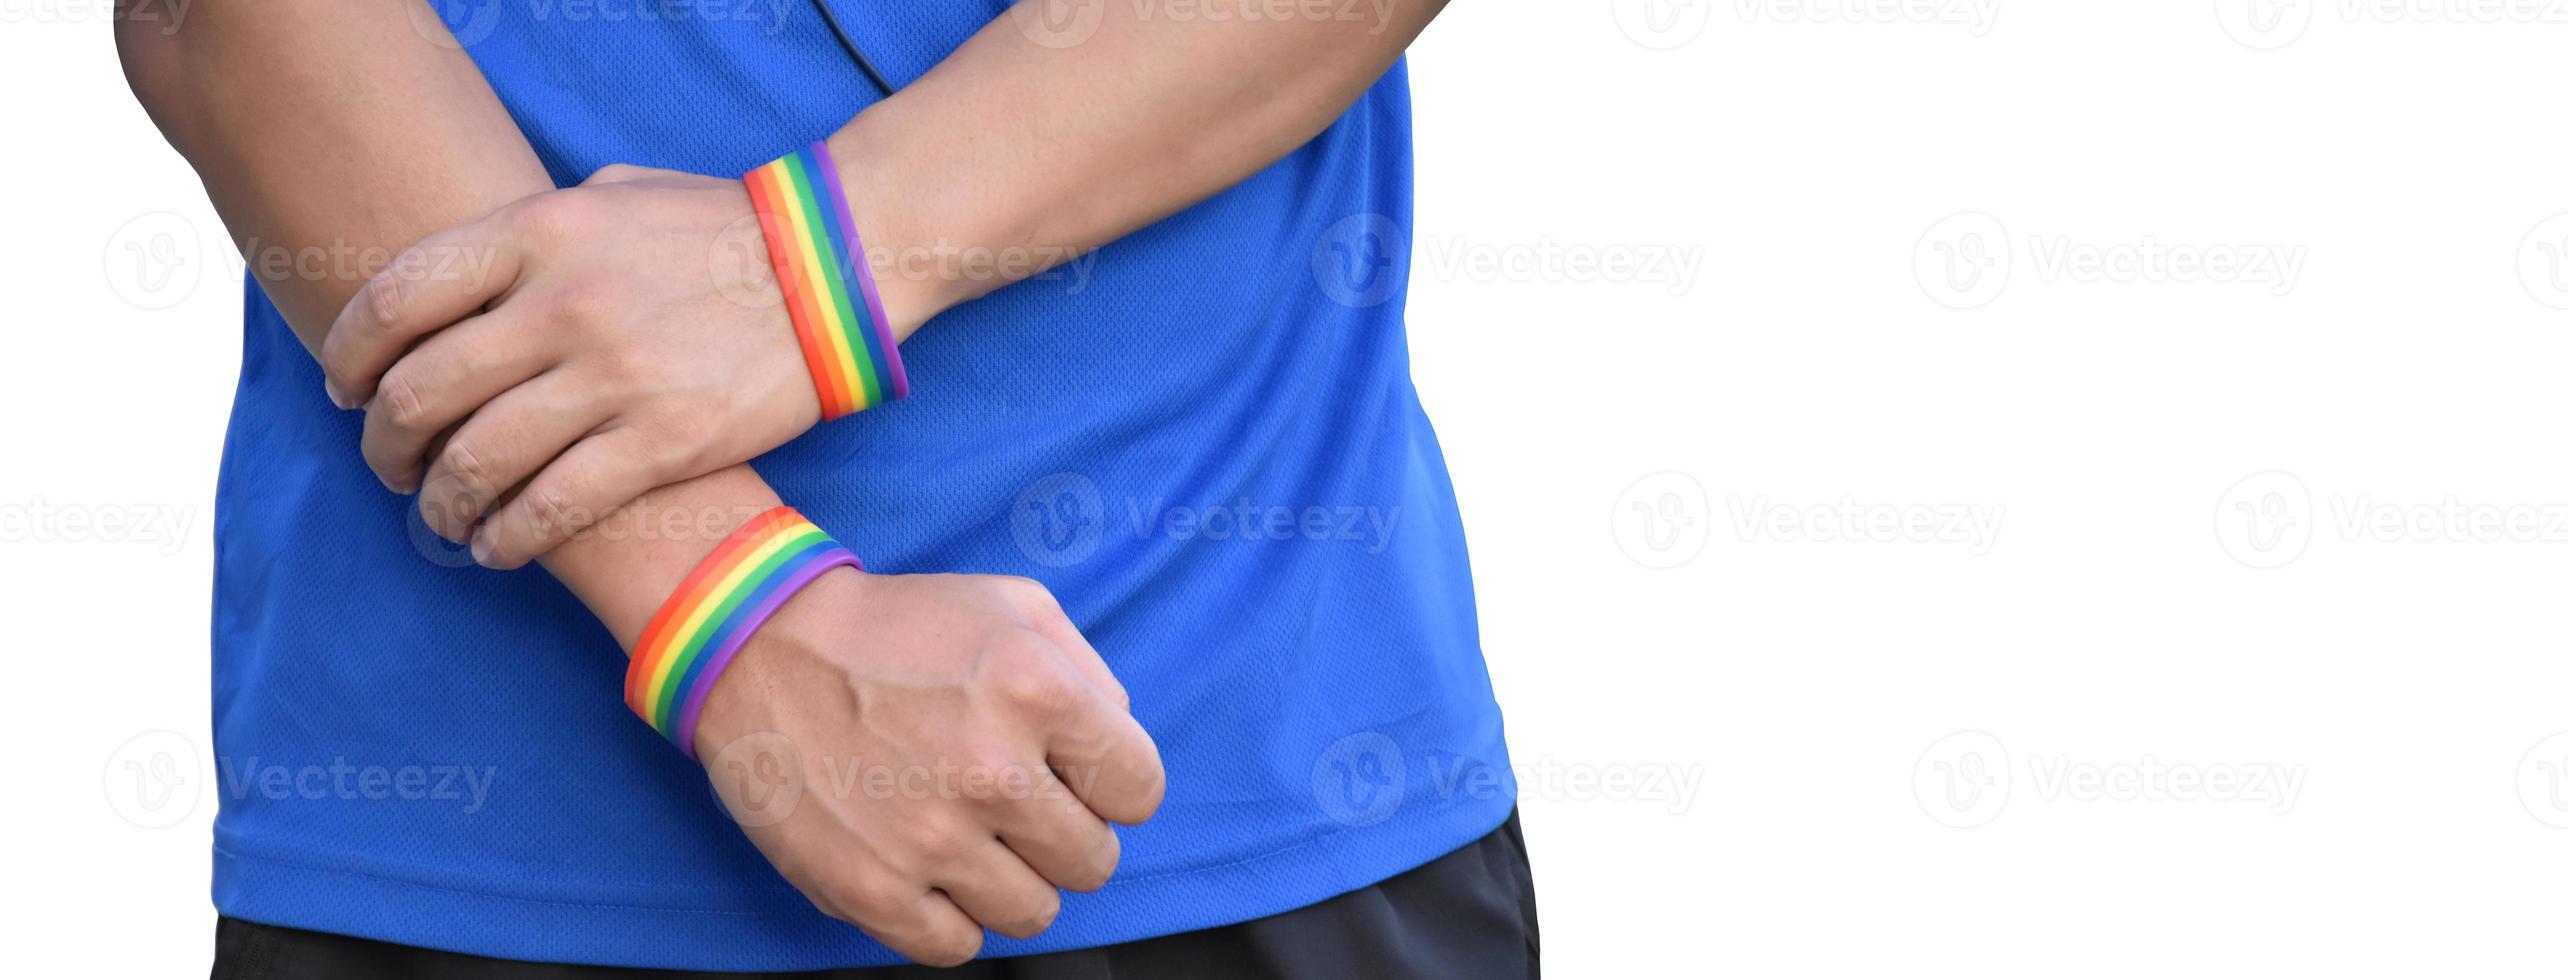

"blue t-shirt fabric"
[207, 1, 1514, 970]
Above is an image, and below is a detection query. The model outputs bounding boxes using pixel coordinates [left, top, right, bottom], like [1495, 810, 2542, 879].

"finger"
[580, 162, 665, 186]
[414, 371, 616, 544]
[933, 841, 1062, 940]
[469, 424, 680, 570]
[1043, 690, 1167, 826]
[996, 793, 1120, 893]
[361, 308, 559, 495]
[826, 883, 985, 969]
[881, 891, 985, 968]
[320, 209, 526, 408]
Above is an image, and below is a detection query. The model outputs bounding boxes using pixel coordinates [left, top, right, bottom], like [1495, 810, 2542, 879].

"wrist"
[622, 506, 861, 756]
[690, 565, 873, 760]
[543, 469, 785, 643]
[826, 116, 975, 342]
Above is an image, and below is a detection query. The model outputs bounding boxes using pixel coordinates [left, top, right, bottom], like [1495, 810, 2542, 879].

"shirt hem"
[211, 792, 1517, 971]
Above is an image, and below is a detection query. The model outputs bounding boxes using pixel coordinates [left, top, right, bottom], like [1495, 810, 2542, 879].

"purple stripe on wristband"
[807, 141, 910, 401]
[670, 547, 863, 758]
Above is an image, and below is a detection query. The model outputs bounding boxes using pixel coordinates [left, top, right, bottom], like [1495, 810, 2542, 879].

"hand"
[316, 164, 916, 569]
[693, 570, 1164, 967]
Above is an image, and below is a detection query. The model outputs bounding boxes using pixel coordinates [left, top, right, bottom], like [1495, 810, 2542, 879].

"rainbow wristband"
[744, 141, 910, 421]
[625, 506, 860, 758]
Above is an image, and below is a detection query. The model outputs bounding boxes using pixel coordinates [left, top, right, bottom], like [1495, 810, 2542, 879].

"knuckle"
[1069, 831, 1120, 892]
[999, 575, 1056, 606]
[435, 441, 493, 501]
[524, 483, 576, 535]
[955, 742, 1021, 803]
[377, 372, 432, 431]
[623, 418, 700, 480]
[365, 269, 410, 334]
[999, 893, 1060, 938]
[548, 280, 616, 333]
[996, 657, 1075, 717]
[821, 875, 905, 924]
[510, 191, 587, 243]
[909, 815, 971, 863]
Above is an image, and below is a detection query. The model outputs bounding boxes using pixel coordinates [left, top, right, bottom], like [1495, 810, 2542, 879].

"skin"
[115, 0, 1160, 965]
[314, 0, 1453, 570]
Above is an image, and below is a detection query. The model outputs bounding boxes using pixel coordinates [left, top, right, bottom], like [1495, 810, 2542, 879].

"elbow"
[114, 4, 209, 158]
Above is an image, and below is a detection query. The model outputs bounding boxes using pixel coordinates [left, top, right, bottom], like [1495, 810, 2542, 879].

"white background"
[11, 1, 2568, 976]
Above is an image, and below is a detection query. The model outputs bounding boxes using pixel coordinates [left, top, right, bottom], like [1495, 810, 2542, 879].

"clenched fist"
[692, 569, 1163, 966]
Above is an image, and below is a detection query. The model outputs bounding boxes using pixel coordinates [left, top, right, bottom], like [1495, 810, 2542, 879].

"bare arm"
[118, 3, 1163, 963]
[306, 0, 1451, 569]
[112, 0, 776, 635]
[849, 0, 1454, 323]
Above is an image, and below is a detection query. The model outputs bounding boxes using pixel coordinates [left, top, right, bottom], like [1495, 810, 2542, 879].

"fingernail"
[325, 379, 355, 410]
[469, 534, 494, 568]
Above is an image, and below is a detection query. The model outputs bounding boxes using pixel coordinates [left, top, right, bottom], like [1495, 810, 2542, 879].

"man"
[121, 0, 1530, 974]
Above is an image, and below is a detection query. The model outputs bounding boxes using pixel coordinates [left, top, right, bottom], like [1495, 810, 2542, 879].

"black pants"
[212, 811, 1538, 979]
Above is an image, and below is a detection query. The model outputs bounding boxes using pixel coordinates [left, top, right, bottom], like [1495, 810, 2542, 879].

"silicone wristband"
[743, 140, 910, 421]
[624, 506, 860, 757]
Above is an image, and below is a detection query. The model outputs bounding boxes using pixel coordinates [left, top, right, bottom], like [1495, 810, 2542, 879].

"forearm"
[116, 0, 785, 646]
[845, 0, 1447, 333]
[116, 0, 547, 350]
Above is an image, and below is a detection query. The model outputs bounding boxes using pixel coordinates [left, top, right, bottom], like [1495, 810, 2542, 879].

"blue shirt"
[208, 1, 1513, 969]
